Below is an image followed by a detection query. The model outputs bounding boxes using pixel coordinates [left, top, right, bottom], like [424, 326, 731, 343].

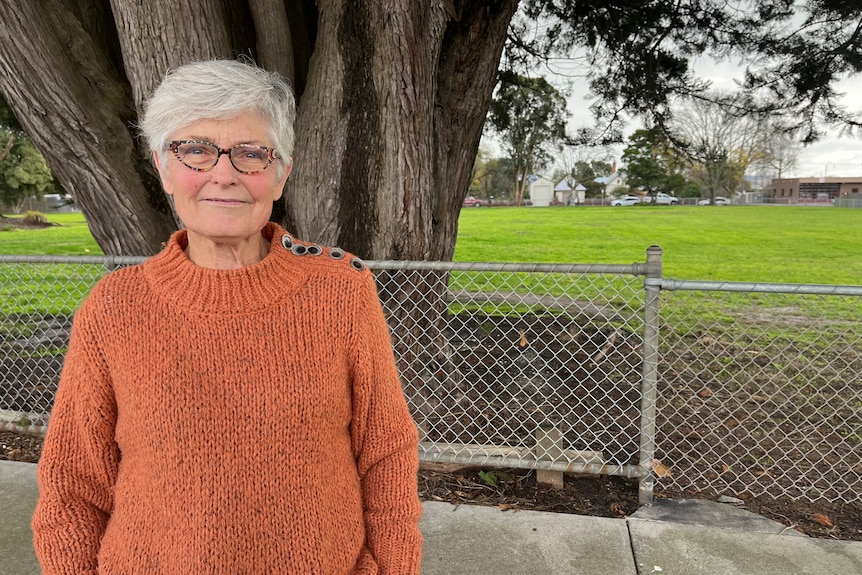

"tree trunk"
[0, 0, 178, 255]
[0, 133, 14, 163]
[286, 0, 516, 261]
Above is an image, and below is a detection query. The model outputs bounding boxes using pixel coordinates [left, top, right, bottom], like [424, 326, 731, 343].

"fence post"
[535, 423, 565, 489]
[638, 245, 662, 505]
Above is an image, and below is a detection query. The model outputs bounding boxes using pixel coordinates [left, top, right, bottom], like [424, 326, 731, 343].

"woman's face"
[154, 112, 291, 249]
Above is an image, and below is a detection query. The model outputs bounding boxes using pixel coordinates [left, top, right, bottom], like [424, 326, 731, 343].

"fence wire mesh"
[372, 263, 649, 483]
[0, 257, 145, 426]
[1, 255, 860, 506]
[656, 284, 862, 504]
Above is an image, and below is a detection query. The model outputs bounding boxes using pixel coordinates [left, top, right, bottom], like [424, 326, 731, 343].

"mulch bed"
[4, 431, 859, 541]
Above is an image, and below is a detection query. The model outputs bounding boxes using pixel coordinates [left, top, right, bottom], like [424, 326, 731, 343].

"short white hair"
[140, 59, 296, 178]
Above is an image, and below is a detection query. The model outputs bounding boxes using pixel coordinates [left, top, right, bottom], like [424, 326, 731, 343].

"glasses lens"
[176, 141, 219, 169]
[230, 146, 270, 173]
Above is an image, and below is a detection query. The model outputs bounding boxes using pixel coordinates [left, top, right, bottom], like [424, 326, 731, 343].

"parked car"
[610, 195, 642, 206]
[463, 195, 483, 207]
[652, 192, 679, 205]
[697, 196, 731, 205]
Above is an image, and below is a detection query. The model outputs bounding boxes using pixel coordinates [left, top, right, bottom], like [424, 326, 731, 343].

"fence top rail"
[363, 260, 649, 275]
[657, 278, 862, 296]
[1, 254, 649, 276]
[0, 255, 146, 266]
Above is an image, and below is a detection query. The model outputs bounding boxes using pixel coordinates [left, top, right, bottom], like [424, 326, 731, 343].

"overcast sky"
[479, 44, 861, 182]
[551, 57, 862, 179]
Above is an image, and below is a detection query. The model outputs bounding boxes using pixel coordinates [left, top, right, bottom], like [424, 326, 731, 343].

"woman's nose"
[210, 153, 238, 182]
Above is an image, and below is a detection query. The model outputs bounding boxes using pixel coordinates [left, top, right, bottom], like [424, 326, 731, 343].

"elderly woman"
[32, 60, 423, 574]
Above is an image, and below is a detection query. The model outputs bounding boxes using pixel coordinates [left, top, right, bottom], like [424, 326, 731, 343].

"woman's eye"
[237, 147, 266, 161]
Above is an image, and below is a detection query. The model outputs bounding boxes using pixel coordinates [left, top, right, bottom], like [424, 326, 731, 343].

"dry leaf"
[652, 458, 673, 478]
[721, 463, 730, 474]
[519, 329, 528, 347]
[811, 513, 834, 528]
[610, 502, 627, 516]
[756, 468, 772, 477]
[698, 388, 713, 398]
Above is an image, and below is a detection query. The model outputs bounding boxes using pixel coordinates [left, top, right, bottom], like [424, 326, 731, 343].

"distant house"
[595, 170, 626, 199]
[554, 178, 586, 205]
[530, 177, 554, 207]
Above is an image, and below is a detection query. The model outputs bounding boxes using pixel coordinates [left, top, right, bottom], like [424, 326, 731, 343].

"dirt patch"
[0, 213, 57, 229]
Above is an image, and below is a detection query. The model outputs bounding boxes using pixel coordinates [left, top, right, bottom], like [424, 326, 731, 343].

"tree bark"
[286, 0, 517, 261]
[0, 0, 177, 255]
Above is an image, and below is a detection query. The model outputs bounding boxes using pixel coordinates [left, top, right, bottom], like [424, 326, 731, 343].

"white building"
[595, 170, 627, 199]
[530, 177, 554, 206]
[554, 178, 586, 205]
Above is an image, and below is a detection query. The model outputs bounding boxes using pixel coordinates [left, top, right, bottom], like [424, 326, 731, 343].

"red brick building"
[770, 177, 862, 203]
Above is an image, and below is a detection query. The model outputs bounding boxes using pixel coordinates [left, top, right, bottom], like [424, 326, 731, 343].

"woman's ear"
[273, 159, 293, 201]
[153, 150, 173, 195]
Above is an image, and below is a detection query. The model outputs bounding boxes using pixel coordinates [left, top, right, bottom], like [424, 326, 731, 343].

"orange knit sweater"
[32, 223, 423, 574]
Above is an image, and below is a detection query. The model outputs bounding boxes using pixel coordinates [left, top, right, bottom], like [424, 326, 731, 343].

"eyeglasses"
[168, 140, 280, 175]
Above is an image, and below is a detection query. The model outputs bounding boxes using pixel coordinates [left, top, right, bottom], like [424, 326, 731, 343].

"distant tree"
[0, 131, 57, 212]
[470, 155, 515, 202]
[487, 72, 569, 206]
[669, 96, 768, 203]
[762, 132, 802, 179]
[0, 95, 57, 213]
[622, 128, 687, 200]
[622, 129, 666, 198]
[573, 160, 611, 198]
[680, 181, 702, 198]
[0, 95, 22, 163]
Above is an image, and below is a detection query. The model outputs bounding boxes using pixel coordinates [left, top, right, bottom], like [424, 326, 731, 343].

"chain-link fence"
[1, 252, 860, 507]
[656, 281, 862, 505]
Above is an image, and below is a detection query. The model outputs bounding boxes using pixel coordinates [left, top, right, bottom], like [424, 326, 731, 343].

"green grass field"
[454, 205, 862, 285]
[2, 206, 861, 284]
[0, 213, 102, 256]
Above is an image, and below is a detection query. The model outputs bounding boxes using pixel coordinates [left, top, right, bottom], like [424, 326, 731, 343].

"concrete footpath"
[2, 460, 860, 575]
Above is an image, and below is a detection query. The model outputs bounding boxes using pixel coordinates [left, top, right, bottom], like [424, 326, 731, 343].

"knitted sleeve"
[31, 293, 120, 574]
[349, 271, 423, 575]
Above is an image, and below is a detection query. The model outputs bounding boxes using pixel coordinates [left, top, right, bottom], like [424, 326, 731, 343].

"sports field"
[454, 205, 862, 284]
[2, 206, 860, 284]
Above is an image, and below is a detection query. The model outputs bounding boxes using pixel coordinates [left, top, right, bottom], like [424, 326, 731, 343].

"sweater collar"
[143, 222, 304, 314]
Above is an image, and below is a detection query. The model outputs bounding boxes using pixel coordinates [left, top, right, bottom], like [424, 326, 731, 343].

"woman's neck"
[184, 231, 270, 270]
